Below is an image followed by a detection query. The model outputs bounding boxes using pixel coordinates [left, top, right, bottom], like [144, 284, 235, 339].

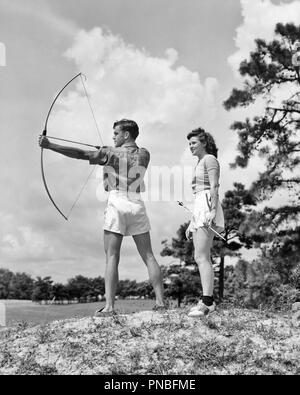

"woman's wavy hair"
[187, 127, 218, 158]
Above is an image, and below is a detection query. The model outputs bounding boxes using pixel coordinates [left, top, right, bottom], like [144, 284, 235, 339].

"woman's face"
[188, 136, 206, 157]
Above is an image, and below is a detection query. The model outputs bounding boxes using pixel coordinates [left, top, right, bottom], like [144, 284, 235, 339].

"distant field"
[0, 299, 155, 327]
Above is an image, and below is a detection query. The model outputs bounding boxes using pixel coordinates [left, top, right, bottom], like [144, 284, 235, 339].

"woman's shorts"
[103, 190, 151, 236]
[189, 190, 224, 234]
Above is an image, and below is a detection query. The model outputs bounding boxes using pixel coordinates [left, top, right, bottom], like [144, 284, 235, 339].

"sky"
[0, 0, 299, 284]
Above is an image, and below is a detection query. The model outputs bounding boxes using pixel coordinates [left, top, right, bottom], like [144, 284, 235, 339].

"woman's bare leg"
[193, 227, 215, 296]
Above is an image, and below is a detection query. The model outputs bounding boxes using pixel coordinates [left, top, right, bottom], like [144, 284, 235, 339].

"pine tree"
[224, 23, 300, 294]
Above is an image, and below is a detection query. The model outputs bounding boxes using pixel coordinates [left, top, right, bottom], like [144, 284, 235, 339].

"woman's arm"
[39, 136, 95, 161]
[208, 171, 219, 211]
[205, 156, 220, 223]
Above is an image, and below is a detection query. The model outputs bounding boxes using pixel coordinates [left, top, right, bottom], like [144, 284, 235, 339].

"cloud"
[0, 213, 55, 263]
[0, 0, 77, 37]
[229, 0, 300, 75]
[58, 27, 220, 164]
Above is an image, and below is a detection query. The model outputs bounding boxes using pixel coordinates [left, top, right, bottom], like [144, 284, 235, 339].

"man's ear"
[124, 131, 130, 140]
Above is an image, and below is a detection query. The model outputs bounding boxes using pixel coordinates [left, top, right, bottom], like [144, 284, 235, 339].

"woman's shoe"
[188, 302, 216, 317]
[189, 301, 203, 312]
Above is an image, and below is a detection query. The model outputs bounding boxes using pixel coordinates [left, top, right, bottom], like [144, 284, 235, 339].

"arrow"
[46, 135, 100, 149]
[177, 200, 226, 241]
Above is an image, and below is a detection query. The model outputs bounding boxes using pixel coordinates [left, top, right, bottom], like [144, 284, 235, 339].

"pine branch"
[267, 106, 300, 114]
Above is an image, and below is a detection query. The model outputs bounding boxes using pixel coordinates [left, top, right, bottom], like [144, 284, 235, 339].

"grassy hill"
[0, 305, 299, 375]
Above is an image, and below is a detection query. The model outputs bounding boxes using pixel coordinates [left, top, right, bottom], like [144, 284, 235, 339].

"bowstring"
[67, 73, 104, 219]
[66, 166, 97, 219]
[80, 73, 104, 146]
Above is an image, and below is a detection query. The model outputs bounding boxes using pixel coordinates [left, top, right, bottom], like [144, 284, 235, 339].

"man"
[39, 119, 166, 316]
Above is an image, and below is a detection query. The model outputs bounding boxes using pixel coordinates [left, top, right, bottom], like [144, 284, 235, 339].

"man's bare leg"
[103, 230, 123, 312]
[133, 232, 165, 307]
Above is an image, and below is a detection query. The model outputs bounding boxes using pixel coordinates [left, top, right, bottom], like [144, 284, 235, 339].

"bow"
[41, 73, 103, 220]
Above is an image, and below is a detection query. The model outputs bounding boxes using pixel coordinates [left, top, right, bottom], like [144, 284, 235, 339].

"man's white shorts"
[103, 190, 151, 236]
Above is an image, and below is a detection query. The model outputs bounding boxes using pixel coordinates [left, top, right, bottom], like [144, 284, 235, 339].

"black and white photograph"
[0, 0, 299, 378]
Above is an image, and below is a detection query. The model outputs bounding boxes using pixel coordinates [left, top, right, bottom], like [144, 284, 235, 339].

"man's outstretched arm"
[39, 135, 96, 161]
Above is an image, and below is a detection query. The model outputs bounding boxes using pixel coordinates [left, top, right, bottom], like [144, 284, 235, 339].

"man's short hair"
[113, 119, 139, 140]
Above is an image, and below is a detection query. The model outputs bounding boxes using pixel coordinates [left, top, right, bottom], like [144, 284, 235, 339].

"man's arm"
[39, 136, 96, 161]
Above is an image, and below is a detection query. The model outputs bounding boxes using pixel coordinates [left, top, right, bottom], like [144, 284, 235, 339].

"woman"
[186, 127, 224, 317]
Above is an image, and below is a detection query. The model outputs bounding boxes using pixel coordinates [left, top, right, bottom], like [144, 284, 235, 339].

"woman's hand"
[39, 135, 50, 149]
[204, 209, 216, 228]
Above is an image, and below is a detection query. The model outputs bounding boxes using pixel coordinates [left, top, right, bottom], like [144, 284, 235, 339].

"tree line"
[0, 270, 155, 303]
